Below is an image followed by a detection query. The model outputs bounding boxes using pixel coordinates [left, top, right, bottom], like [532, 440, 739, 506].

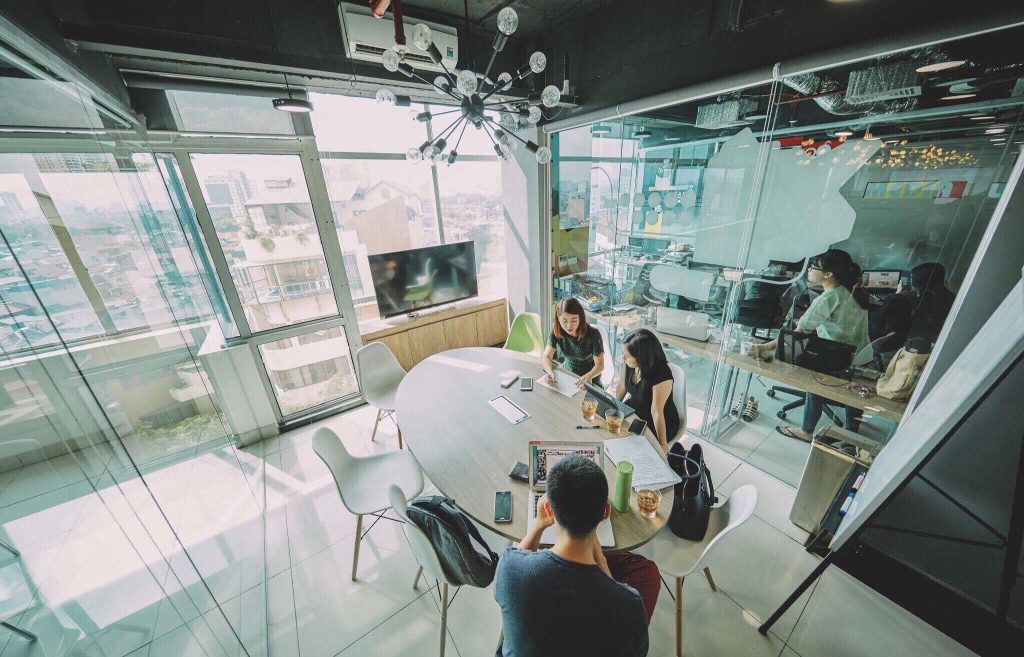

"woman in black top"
[615, 328, 680, 453]
[542, 298, 605, 389]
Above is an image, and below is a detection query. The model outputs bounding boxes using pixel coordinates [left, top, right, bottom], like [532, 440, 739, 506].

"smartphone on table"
[520, 377, 534, 391]
[494, 491, 512, 523]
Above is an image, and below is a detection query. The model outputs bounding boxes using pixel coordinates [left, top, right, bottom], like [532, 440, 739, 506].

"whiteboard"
[831, 280, 1024, 549]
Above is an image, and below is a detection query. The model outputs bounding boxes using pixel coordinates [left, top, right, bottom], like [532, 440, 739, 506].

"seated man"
[494, 454, 659, 657]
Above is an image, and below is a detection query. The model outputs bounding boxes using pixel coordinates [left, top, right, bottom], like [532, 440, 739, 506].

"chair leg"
[675, 577, 684, 657]
[371, 409, 381, 442]
[703, 567, 717, 592]
[413, 565, 423, 590]
[351, 515, 363, 580]
[1, 621, 37, 642]
[439, 582, 449, 657]
[398, 426, 403, 450]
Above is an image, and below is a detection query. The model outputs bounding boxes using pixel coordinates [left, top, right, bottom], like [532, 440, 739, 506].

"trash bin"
[789, 425, 880, 537]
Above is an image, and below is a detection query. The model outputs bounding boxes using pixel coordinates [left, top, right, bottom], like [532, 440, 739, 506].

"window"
[166, 90, 296, 135]
[257, 325, 357, 416]
[189, 153, 338, 332]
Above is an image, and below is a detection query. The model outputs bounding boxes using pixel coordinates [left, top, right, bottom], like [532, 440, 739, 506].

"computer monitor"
[862, 269, 902, 293]
[628, 236, 672, 254]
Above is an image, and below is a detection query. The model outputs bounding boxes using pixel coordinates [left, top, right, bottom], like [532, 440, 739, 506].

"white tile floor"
[0, 403, 977, 657]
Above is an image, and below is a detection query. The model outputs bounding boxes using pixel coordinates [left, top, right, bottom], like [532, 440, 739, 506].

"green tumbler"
[614, 461, 633, 513]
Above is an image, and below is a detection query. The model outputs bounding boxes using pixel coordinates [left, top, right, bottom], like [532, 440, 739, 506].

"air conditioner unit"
[845, 61, 922, 105]
[338, 4, 458, 73]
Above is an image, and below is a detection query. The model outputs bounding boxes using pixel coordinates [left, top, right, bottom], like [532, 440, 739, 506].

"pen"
[576, 425, 601, 429]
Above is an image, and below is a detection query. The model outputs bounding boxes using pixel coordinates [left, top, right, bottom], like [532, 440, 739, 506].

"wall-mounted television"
[368, 241, 478, 319]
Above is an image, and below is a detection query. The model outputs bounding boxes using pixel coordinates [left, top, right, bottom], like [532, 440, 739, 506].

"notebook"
[527, 441, 615, 547]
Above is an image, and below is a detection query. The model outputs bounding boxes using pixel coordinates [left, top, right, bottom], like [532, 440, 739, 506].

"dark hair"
[811, 249, 861, 291]
[622, 328, 669, 378]
[910, 263, 947, 293]
[553, 298, 589, 340]
[848, 262, 870, 310]
[546, 454, 608, 538]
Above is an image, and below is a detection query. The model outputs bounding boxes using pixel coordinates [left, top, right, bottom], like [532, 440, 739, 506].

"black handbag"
[776, 329, 855, 375]
[666, 443, 718, 541]
[406, 495, 499, 588]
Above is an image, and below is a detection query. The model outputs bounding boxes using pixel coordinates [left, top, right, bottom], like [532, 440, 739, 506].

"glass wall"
[550, 26, 1023, 486]
[311, 93, 508, 329]
[0, 43, 267, 656]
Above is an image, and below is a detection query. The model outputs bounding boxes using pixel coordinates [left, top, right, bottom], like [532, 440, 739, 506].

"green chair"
[503, 312, 544, 354]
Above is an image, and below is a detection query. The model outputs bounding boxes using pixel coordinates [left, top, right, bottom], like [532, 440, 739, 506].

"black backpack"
[666, 443, 718, 541]
[406, 495, 499, 588]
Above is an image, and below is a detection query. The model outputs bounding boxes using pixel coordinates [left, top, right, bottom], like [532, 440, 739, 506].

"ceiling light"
[663, 136, 681, 142]
[863, 126, 879, 140]
[273, 97, 313, 113]
[941, 94, 976, 101]
[377, 6, 553, 165]
[591, 124, 612, 135]
[633, 125, 652, 138]
[835, 129, 854, 137]
[969, 115, 996, 121]
[985, 128, 1006, 134]
[916, 60, 967, 74]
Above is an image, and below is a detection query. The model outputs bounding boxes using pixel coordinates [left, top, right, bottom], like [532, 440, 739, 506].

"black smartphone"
[509, 461, 529, 482]
[520, 377, 534, 391]
[494, 491, 512, 523]
[628, 418, 648, 435]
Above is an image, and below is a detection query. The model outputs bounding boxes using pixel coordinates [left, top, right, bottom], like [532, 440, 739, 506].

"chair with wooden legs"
[635, 485, 758, 657]
[312, 427, 423, 580]
[356, 341, 407, 449]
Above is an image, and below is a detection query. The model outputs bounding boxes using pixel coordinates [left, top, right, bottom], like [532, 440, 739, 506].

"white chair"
[595, 323, 616, 385]
[356, 341, 407, 449]
[388, 485, 462, 657]
[635, 484, 758, 657]
[312, 427, 423, 580]
[668, 361, 688, 441]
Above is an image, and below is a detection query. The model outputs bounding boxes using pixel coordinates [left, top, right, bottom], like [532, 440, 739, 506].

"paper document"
[535, 369, 583, 398]
[604, 435, 681, 491]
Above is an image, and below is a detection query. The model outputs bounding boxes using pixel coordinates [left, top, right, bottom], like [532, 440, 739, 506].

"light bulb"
[406, 147, 423, 162]
[412, 24, 433, 51]
[535, 146, 552, 164]
[541, 85, 561, 108]
[381, 49, 401, 73]
[529, 52, 547, 74]
[497, 7, 519, 35]
[528, 106, 542, 124]
[500, 133, 518, 153]
[499, 112, 518, 131]
[426, 145, 442, 162]
[375, 88, 397, 105]
[497, 72, 513, 86]
[457, 69, 478, 95]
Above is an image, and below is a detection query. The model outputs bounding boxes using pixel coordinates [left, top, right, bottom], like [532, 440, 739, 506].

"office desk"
[395, 347, 672, 550]
[601, 313, 906, 435]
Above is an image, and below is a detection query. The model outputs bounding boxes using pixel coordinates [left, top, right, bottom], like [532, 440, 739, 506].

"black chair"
[733, 275, 789, 337]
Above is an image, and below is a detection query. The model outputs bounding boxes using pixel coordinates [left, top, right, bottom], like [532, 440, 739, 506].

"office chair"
[732, 275, 789, 336]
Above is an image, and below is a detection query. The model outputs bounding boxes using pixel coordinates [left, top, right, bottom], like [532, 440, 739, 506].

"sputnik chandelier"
[374, 7, 558, 165]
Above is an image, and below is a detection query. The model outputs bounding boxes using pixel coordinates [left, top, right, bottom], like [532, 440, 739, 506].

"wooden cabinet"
[361, 298, 509, 371]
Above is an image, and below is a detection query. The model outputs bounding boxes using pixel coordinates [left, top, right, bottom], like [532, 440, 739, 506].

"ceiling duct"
[781, 67, 920, 117]
[846, 60, 922, 104]
[695, 97, 758, 129]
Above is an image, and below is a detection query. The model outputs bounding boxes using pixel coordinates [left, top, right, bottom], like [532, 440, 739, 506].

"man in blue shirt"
[494, 455, 658, 657]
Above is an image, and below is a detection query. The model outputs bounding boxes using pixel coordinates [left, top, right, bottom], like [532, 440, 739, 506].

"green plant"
[242, 221, 258, 240]
[259, 236, 276, 252]
[295, 231, 310, 246]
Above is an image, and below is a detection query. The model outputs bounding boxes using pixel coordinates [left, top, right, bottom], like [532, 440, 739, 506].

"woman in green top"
[542, 298, 606, 390]
[754, 249, 869, 442]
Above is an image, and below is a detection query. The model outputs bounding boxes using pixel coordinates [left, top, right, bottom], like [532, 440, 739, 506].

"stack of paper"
[535, 369, 582, 398]
[603, 435, 681, 491]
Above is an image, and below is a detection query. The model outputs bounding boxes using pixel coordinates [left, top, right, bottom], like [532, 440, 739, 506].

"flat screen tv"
[368, 241, 479, 319]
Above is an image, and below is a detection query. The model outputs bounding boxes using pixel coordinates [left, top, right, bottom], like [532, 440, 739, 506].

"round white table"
[395, 347, 673, 550]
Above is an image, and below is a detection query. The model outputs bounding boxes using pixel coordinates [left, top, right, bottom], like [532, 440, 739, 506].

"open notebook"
[527, 441, 615, 547]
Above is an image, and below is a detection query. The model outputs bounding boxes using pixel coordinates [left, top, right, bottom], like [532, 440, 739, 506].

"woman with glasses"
[754, 249, 869, 442]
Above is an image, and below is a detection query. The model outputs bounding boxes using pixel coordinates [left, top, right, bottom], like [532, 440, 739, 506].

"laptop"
[656, 307, 713, 341]
[527, 441, 615, 547]
[583, 382, 635, 420]
[861, 269, 902, 293]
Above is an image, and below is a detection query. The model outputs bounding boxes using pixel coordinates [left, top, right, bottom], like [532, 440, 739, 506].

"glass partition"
[550, 25, 1024, 487]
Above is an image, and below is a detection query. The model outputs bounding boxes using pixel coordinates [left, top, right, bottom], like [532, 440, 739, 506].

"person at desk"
[869, 262, 955, 352]
[542, 298, 605, 389]
[753, 249, 869, 442]
[494, 454, 658, 657]
[616, 328, 680, 453]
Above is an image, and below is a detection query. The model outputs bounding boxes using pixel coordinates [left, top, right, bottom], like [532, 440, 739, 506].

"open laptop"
[527, 441, 615, 547]
[861, 269, 902, 293]
[582, 382, 635, 420]
[656, 306, 713, 341]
